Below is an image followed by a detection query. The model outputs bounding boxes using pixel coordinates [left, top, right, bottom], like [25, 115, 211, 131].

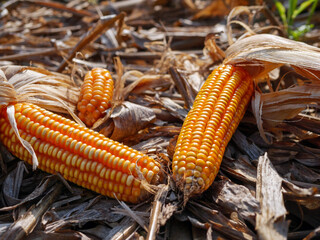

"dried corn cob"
[0, 103, 161, 203]
[77, 68, 114, 127]
[172, 64, 254, 198]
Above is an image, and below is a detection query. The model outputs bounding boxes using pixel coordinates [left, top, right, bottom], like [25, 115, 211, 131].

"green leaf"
[290, 24, 314, 40]
[288, 0, 298, 25]
[275, 1, 287, 27]
[292, 0, 316, 19]
[307, 0, 318, 24]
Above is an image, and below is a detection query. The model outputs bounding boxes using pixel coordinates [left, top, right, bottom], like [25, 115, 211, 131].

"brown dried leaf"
[232, 130, 264, 160]
[212, 179, 260, 225]
[1, 183, 63, 240]
[193, 0, 249, 19]
[290, 162, 320, 183]
[26, 229, 92, 240]
[252, 83, 320, 143]
[277, 123, 319, 141]
[268, 141, 320, 167]
[221, 155, 257, 184]
[188, 201, 256, 240]
[109, 101, 156, 141]
[1, 172, 57, 211]
[261, 85, 320, 119]
[147, 184, 170, 239]
[268, 146, 297, 165]
[45, 199, 122, 233]
[303, 226, 320, 240]
[169, 67, 195, 109]
[158, 97, 188, 121]
[290, 113, 320, 135]
[282, 179, 318, 199]
[1, 162, 27, 207]
[203, 34, 225, 63]
[107, 220, 138, 240]
[295, 148, 320, 167]
[123, 72, 172, 95]
[226, 5, 265, 46]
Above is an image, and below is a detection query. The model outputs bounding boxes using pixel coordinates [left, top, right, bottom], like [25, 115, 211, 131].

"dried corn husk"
[224, 34, 320, 142]
[0, 66, 80, 169]
[225, 34, 320, 82]
[0, 66, 79, 117]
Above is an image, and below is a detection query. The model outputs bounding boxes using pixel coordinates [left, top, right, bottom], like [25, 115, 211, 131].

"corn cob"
[0, 103, 161, 203]
[172, 64, 254, 198]
[77, 68, 114, 127]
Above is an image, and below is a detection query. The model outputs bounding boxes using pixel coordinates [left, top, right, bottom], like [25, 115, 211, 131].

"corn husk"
[224, 34, 320, 142]
[0, 66, 80, 169]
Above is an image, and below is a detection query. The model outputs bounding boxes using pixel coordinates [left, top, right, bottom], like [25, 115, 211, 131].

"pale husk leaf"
[224, 34, 320, 81]
[6, 106, 38, 169]
[225, 34, 320, 142]
[0, 65, 81, 123]
[0, 66, 81, 170]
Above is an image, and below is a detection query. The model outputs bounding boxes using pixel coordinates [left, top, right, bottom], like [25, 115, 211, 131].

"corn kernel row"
[0, 103, 161, 203]
[172, 65, 254, 197]
[77, 68, 114, 127]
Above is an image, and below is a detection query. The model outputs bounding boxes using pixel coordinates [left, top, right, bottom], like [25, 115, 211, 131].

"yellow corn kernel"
[0, 103, 162, 203]
[172, 64, 254, 199]
[77, 68, 114, 127]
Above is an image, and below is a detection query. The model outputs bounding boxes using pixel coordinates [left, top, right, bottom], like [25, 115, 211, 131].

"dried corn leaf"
[159, 97, 188, 121]
[212, 179, 259, 225]
[25, 229, 92, 240]
[0, 66, 79, 117]
[193, 0, 249, 19]
[1, 162, 27, 207]
[203, 34, 225, 63]
[288, 162, 320, 183]
[268, 141, 320, 167]
[260, 85, 320, 119]
[282, 179, 317, 199]
[44, 199, 121, 233]
[1, 170, 56, 211]
[232, 130, 264, 160]
[122, 71, 172, 95]
[256, 153, 288, 240]
[188, 201, 256, 240]
[105, 220, 138, 240]
[1, 183, 63, 240]
[252, 84, 320, 142]
[290, 113, 320, 135]
[296, 150, 320, 167]
[109, 101, 156, 141]
[304, 227, 320, 240]
[225, 34, 320, 82]
[221, 155, 257, 184]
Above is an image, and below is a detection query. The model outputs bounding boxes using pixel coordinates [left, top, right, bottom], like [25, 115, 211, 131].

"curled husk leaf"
[224, 34, 320, 142]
